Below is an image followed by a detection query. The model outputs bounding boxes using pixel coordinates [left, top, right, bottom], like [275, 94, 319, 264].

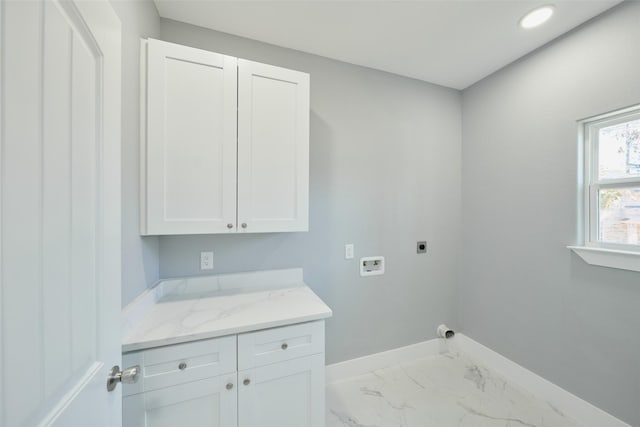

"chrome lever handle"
[107, 364, 141, 392]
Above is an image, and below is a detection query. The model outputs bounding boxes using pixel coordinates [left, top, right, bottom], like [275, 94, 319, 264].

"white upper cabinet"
[141, 39, 309, 235]
[142, 39, 238, 235]
[238, 60, 310, 233]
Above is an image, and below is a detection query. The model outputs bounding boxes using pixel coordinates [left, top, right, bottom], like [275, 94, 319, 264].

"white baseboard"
[326, 334, 629, 427]
[326, 339, 446, 383]
[451, 334, 629, 427]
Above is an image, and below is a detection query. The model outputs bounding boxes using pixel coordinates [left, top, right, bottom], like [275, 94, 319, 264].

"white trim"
[578, 103, 640, 123]
[139, 39, 148, 235]
[568, 245, 640, 273]
[325, 339, 446, 383]
[579, 106, 640, 254]
[594, 177, 640, 187]
[451, 334, 630, 427]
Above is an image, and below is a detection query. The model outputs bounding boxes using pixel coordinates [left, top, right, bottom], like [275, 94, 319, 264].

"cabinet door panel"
[238, 354, 324, 427]
[143, 39, 237, 235]
[123, 375, 237, 427]
[238, 60, 309, 233]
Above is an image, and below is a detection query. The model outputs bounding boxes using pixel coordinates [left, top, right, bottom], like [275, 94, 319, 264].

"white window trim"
[569, 104, 640, 273]
[568, 246, 640, 272]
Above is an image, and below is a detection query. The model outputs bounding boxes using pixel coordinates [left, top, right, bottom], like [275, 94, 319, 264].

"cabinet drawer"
[123, 335, 236, 396]
[238, 321, 324, 370]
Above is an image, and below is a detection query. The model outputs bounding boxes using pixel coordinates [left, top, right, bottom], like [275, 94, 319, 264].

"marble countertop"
[122, 269, 332, 353]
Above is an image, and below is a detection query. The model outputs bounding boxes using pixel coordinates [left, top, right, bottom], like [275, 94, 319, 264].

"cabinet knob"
[241, 223, 247, 229]
[178, 362, 187, 370]
[281, 343, 288, 350]
[243, 379, 250, 386]
[226, 382, 234, 390]
[227, 223, 233, 229]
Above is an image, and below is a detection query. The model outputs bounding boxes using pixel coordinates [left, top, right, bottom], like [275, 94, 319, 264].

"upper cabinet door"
[237, 60, 310, 233]
[142, 39, 238, 235]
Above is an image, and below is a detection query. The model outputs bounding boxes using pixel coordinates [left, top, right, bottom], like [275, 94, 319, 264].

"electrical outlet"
[345, 244, 354, 260]
[200, 251, 214, 270]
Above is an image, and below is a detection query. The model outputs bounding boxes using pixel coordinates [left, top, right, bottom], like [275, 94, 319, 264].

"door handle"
[107, 365, 140, 392]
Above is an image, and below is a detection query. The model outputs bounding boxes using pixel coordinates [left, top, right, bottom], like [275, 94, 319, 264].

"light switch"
[200, 251, 214, 270]
[345, 244, 354, 260]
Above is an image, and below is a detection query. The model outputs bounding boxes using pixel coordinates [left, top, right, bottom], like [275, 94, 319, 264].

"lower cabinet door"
[123, 375, 237, 427]
[238, 353, 324, 427]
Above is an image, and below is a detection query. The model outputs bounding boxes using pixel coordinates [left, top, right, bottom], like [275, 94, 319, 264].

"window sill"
[568, 246, 640, 273]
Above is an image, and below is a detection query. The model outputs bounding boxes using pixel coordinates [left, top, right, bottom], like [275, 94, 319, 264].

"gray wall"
[110, 0, 161, 307]
[159, 19, 463, 364]
[460, 3, 640, 425]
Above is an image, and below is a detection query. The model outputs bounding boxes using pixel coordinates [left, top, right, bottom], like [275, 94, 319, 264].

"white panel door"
[143, 39, 238, 235]
[238, 354, 324, 427]
[237, 60, 309, 233]
[122, 375, 238, 427]
[0, 0, 122, 426]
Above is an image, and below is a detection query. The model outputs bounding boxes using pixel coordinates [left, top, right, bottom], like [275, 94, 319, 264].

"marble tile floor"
[326, 351, 583, 427]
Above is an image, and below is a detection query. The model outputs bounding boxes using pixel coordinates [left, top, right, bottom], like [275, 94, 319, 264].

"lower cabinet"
[238, 354, 324, 427]
[123, 320, 325, 427]
[123, 375, 237, 427]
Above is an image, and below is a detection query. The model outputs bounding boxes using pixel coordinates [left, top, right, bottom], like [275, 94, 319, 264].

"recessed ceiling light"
[520, 5, 555, 29]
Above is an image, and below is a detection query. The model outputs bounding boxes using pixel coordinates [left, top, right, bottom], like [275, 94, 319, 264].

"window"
[570, 104, 640, 272]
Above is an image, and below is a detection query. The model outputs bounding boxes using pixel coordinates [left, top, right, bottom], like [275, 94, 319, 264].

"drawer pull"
[226, 382, 234, 390]
[178, 362, 187, 370]
[243, 379, 250, 386]
[281, 343, 288, 350]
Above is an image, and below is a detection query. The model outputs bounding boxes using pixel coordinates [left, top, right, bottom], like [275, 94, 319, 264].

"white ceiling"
[154, 0, 622, 90]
